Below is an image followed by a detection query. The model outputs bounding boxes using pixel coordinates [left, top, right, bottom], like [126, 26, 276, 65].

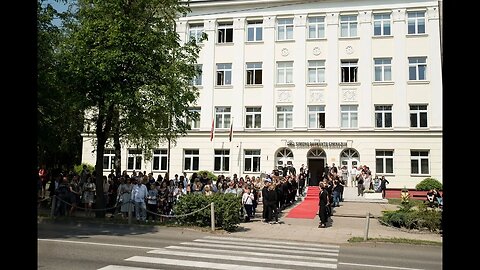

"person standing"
[379, 175, 390, 199]
[318, 182, 329, 228]
[131, 178, 148, 223]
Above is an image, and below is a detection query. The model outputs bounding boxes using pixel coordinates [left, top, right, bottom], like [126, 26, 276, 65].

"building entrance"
[308, 158, 325, 186]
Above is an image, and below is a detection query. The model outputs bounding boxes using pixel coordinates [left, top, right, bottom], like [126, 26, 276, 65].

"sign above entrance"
[286, 140, 348, 148]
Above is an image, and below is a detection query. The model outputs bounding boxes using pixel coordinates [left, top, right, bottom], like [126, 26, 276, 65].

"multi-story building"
[81, 0, 442, 188]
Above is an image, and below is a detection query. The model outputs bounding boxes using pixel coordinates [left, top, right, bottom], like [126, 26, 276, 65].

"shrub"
[173, 193, 241, 231]
[73, 163, 95, 176]
[415, 178, 442, 191]
[197, 170, 218, 183]
[380, 202, 442, 232]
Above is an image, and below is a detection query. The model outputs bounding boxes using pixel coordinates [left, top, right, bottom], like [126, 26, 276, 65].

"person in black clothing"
[318, 182, 329, 228]
[261, 179, 270, 221]
[379, 175, 390, 199]
[266, 181, 279, 223]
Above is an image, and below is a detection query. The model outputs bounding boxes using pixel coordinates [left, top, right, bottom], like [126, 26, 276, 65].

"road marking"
[38, 238, 162, 250]
[98, 266, 162, 270]
[181, 241, 339, 256]
[164, 245, 338, 262]
[126, 256, 337, 269]
[204, 236, 340, 249]
[148, 248, 337, 268]
[339, 262, 425, 270]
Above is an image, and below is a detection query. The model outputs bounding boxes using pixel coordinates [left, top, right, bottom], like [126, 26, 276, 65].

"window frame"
[187, 107, 201, 130]
[184, 149, 200, 171]
[407, 11, 426, 35]
[103, 149, 115, 171]
[340, 105, 358, 128]
[308, 60, 326, 83]
[217, 22, 234, 43]
[127, 149, 143, 171]
[244, 149, 261, 173]
[307, 16, 325, 39]
[374, 58, 392, 82]
[340, 15, 358, 37]
[214, 149, 230, 172]
[246, 20, 263, 42]
[408, 57, 427, 81]
[276, 106, 293, 129]
[245, 107, 262, 129]
[410, 150, 429, 175]
[216, 63, 232, 86]
[376, 150, 394, 174]
[277, 18, 294, 41]
[341, 60, 358, 83]
[276, 61, 294, 84]
[374, 105, 393, 128]
[308, 105, 326, 129]
[409, 104, 428, 128]
[189, 23, 204, 43]
[373, 13, 392, 36]
[215, 106, 231, 129]
[246, 62, 263, 85]
[152, 149, 168, 172]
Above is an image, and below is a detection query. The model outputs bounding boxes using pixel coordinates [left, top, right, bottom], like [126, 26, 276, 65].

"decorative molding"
[309, 89, 325, 103]
[204, 19, 216, 31]
[346, 45, 354, 54]
[326, 12, 339, 25]
[277, 90, 293, 102]
[342, 89, 357, 102]
[313, 47, 321, 56]
[263, 16, 275, 28]
[393, 9, 406, 22]
[295, 14, 307, 26]
[427, 7, 439, 20]
[281, 48, 289, 56]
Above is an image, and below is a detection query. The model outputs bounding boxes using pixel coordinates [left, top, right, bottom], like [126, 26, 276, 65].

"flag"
[228, 120, 233, 142]
[210, 118, 215, 141]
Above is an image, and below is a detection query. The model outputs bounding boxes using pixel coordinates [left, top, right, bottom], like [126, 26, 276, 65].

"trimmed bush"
[380, 202, 442, 232]
[173, 193, 241, 231]
[197, 170, 218, 183]
[415, 178, 442, 191]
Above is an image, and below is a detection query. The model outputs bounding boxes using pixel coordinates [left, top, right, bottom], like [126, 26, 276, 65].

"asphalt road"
[38, 222, 442, 270]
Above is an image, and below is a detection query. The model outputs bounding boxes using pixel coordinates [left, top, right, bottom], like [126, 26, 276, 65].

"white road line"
[179, 241, 339, 257]
[148, 248, 337, 268]
[98, 265, 162, 270]
[194, 238, 339, 253]
[126, 256, 337, 270]
[339, 262, 425, 270]
[38, 238, 162, 250]
[164, 245, 338, 262]
[204, 236, 340, 249]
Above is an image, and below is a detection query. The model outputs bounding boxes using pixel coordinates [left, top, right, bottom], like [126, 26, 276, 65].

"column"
[358, 10, 373, 130]
[262, 15, 276, 131]
[392, 9, 409, 130]
[325, 12, 339, 129]
[293, 13, 307, 130]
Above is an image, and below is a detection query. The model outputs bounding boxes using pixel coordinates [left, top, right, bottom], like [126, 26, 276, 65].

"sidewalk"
[38, 187, 442, 245]
[229, 187, 442, 244]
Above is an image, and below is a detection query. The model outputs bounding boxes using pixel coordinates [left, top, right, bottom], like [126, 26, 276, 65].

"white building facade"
[81, 0, 442, 189]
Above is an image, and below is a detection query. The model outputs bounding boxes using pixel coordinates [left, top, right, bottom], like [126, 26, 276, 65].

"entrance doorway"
[308, 159, 325, 186]
[307, 147, 327, 186]
[340, 148, 360, 170]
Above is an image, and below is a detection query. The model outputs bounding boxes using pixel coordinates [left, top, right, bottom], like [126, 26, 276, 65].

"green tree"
[60, 0, 203, 217]
[37, 0, 84, 172]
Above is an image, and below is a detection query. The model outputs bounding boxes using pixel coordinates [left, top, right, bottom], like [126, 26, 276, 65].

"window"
[407, 11, 425, 34]
[152, 149, 168, 171]
[410, 104, 428, 128]
[246, 62, 263, 85]
[189, 24, 204, 42]
[374, 58, 392, 82]
[340, 15, 358, 37]
[376, 150, 394, 174]
[214, 149, 230, 172]
[246, 107, 261, 129]
[341, 60, 358, 82]
[308, 105, 325, 128]
[103, 149, 115, 170]
[247, 20, 263, 41]
[244, 150, 261, 172]
[308, 16, 325, 39]
[193, 64, 202, 86]
[375, 105, 392, 128]
[373, 13, 391, 36]
[276, 106, 293, 129]
[341, 105, 358, 128]
[277, 61, 293, 84]
[308, 60, 325, 83]
[127, 149, 142, 170]
[217, 22, 233, 43]
[277, 18, 294, 40]
[187, 107, 200, 129]
[408, 57, 427, 81]
[411, 150, 429, 175]
[216, 63, 232, 85]
[184, 149, 199, 171]
[215, 106, 231, 128]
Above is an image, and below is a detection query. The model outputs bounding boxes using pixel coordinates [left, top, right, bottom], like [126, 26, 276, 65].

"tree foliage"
[57, 0, 203, 217]
[37, 0, 85, 171]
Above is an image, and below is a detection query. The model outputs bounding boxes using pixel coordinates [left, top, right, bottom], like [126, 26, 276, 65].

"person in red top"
[39, 165, 48, 198]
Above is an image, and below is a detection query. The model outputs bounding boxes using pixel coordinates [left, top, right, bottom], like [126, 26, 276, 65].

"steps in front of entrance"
[304, 186, 388, 203]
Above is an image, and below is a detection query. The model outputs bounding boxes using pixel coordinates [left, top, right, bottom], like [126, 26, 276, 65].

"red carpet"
[286, 186, 319, 219]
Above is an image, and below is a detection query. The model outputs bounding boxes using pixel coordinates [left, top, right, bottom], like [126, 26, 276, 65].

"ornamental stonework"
[346, 45, 354, 55]
[313, 47, 321, 56]
[281, 48, 289, 56]
[309, 89, 325, 103]
[342, 89, 357, 102]
[277, 90, 292, 102]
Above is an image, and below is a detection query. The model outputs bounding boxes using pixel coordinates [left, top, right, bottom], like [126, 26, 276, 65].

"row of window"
[193, 57, 427, 86]
[187, 104, 428, 130]
[189, 11, 427, 43]
[103, 149, 430, 175]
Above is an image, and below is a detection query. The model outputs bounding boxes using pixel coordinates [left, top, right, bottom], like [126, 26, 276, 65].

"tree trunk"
[113, 112, 121, 177]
